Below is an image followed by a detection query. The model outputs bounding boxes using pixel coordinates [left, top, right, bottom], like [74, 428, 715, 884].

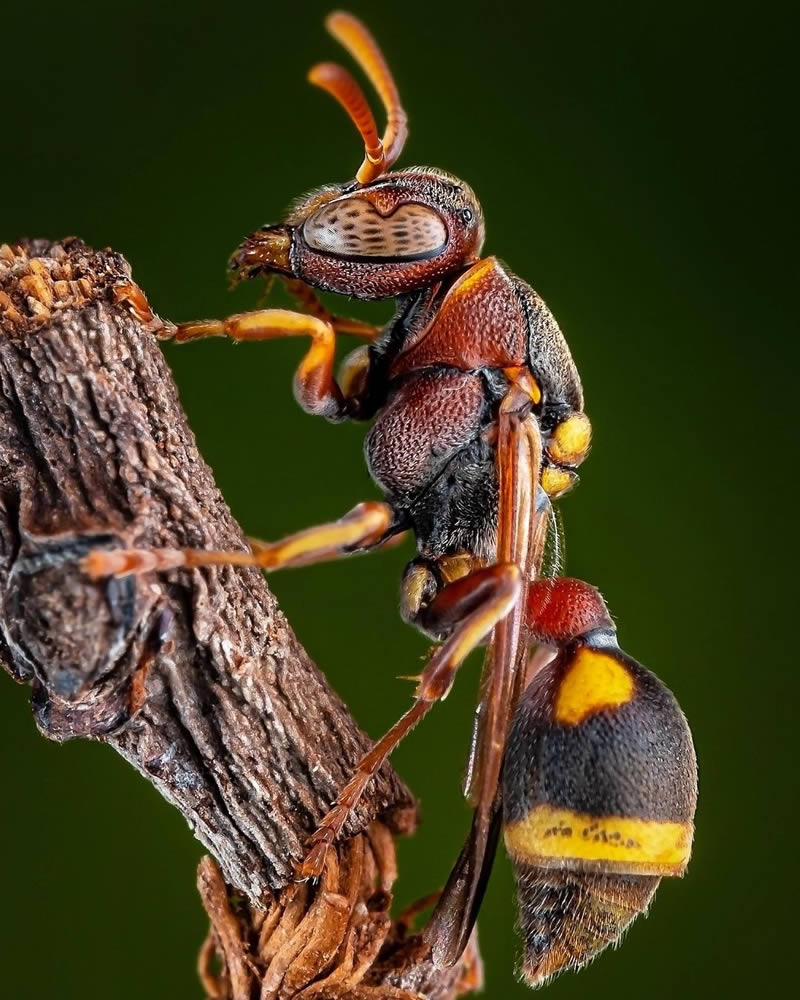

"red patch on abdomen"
[526, 578, 613, 644]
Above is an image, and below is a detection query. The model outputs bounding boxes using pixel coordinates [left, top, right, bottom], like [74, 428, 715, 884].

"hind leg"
[297, 560, 522, 879]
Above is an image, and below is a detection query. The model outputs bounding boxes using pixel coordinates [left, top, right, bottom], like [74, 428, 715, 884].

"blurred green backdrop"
[1, 0, 797, 997]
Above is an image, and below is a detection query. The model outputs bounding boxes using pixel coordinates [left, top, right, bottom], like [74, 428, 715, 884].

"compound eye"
[303, 198, 447, 260]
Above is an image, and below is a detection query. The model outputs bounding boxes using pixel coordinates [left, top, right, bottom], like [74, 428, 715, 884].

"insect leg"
[425, 406, 546, 968]
[113, 281, 171, 335]
[82, 501, 397, 580]
[297, 561, 522, 880]
[283, 278, 382, 340]
[166, 309, 353, 419]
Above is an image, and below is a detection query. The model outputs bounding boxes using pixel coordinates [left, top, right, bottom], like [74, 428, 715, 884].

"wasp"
[90, 11, 698, 988]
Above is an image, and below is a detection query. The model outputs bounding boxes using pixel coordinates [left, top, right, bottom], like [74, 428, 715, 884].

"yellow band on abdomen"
[504, 804, 693, 876]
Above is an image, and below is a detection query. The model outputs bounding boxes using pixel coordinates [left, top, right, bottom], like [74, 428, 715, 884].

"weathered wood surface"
[0, 236, 417, 899]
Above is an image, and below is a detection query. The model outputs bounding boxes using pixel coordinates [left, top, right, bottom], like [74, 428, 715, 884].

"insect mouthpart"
[228, 225, 293, 282]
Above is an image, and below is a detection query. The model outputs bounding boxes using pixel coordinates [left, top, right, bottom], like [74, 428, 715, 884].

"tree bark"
[0, 238, 481, 1000]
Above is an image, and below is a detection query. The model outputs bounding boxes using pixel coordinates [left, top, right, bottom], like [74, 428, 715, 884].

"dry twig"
[0, 238, 481, 1000]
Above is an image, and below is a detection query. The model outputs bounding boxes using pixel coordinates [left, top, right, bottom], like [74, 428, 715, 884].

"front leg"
[283, 278, 382, 340]
[167, 309, 351, 420]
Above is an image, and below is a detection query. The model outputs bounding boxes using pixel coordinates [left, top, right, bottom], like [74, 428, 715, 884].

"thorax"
[386, 257, 528, 378]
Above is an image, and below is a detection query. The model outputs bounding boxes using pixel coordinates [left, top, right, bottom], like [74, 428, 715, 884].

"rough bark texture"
[0, 238, 481, 1000]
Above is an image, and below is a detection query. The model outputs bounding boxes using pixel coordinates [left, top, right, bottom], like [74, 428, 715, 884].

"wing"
[425, 402, 550, 967]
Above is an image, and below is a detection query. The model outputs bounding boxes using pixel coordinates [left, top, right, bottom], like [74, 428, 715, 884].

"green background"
[1, 1, 796, 997]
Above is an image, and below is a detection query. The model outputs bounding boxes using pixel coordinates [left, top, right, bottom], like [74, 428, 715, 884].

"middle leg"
[83, 501, 398, 580]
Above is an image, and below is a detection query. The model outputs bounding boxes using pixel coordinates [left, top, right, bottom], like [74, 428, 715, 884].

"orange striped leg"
[82, 502, 395, 580]
[297, 562, 522, 880]
[168, 309, 351, 419]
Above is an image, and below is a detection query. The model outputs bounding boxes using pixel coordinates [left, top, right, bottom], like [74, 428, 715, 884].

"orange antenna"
[307, 62, 385, 179]
[308, 11, 409, 184]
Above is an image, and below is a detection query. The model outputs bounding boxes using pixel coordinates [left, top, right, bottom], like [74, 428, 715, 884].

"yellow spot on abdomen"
[555, 647, 634, 725]
[504, 804, 693, 875]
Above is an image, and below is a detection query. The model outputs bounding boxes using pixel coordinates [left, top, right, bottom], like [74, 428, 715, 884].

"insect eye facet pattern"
[87, 10, 698, 990]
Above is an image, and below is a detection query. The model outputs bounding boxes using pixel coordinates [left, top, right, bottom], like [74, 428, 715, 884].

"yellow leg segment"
[83, 502, 395, 580]
[170, 309, 350, 418]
